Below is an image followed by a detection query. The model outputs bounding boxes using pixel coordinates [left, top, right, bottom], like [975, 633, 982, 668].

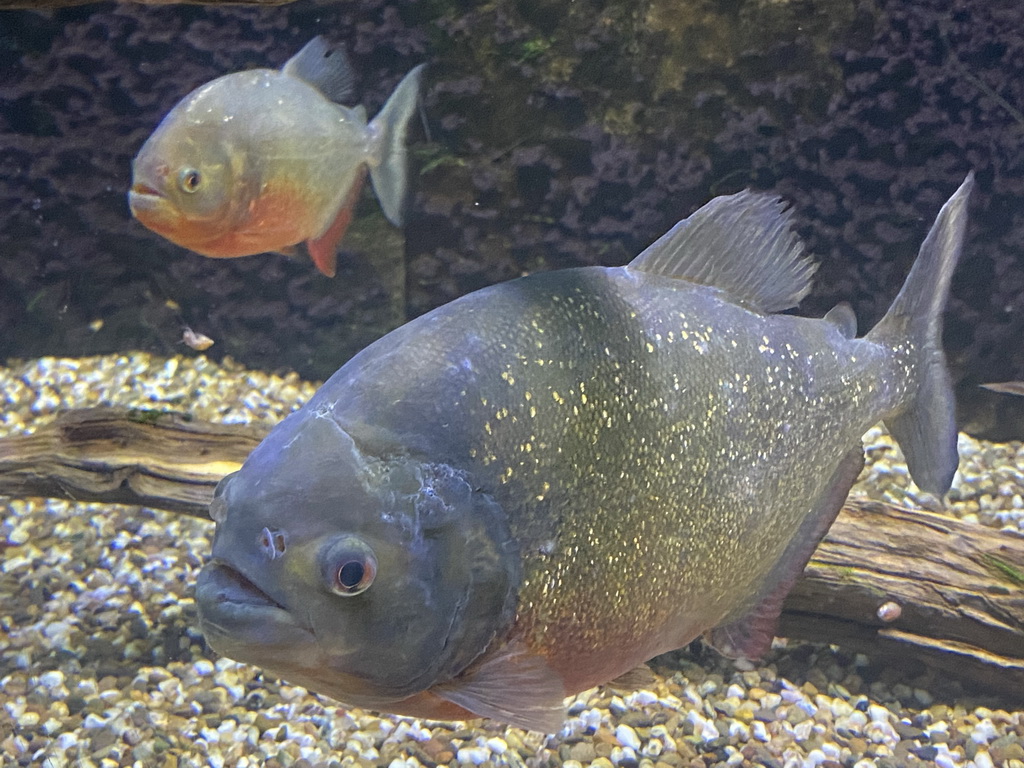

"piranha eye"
[178, 168, 202, 193]
[320, 536, 377, 597]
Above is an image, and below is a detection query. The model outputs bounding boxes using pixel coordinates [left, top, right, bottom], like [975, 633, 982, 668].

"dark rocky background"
[0, 0, 1022, 438]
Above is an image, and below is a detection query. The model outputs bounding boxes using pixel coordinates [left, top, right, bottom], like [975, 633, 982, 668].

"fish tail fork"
[367, 64, 425, 227]
[866, 172, 975, 495]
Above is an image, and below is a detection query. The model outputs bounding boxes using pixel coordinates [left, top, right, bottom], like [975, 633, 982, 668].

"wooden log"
[1, 407, 1022, 700]
[0, 407, 264, 516]
[782, 501, 1024, 702]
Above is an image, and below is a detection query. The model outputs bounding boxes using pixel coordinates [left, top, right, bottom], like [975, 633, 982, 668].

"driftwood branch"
[1, 408, 1022, 701]
[0, 408, 264, 516]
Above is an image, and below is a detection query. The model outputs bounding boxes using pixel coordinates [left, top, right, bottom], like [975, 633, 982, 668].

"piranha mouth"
[195, 560, 314, 657]
[199, 560, 284, 610]
[127, 184, 192, 244]
[128, 182, 164, 205]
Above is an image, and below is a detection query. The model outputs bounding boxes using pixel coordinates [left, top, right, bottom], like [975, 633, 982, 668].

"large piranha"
[196, 173, 974, 731]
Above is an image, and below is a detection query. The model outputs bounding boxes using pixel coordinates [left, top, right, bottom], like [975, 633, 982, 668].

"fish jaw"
[128, 182, 183, 238]
[196, 559, 319, 666]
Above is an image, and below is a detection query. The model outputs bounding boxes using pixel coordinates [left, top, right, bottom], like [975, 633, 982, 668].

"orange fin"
[306, 169, 367, 278]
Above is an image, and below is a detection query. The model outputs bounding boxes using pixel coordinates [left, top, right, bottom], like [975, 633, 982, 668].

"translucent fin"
[867, 172, 974, 495]
[367, 64, 425, 227]
[282, 36, 357, 104]
[628, 190, 817, 313]
[606, 665, 657, 693]
[432, 641, 566, 733]
[705, 446, 864, 660]
[980, 381, 1024, 396]
[824, 302, 857, 339]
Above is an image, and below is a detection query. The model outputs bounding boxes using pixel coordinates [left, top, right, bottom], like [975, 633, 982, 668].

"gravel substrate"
[2, 352, 1023, 768]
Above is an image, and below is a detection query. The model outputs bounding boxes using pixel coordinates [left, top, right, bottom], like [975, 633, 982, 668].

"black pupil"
[338, 560, 364, 590]
[186, 172, 199, 189]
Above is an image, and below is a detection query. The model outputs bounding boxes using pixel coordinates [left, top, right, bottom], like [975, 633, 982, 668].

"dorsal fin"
[282, 36, 357, 104]
[628, 190, 817, 313]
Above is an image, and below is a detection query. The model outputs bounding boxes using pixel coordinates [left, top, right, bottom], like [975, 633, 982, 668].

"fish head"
[129, 79, 251, 255]
[196, 407, 519, 710]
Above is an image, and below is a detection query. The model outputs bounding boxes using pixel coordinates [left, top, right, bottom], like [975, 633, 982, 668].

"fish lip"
[130, 182, 162, 198]
[196, 561, 318, 668]
[195, 561, 288, 614]
[195, 560, 306, 643]
[127, 186, 167, 214]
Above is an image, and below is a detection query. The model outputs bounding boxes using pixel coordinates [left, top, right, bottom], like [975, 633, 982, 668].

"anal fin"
[306, 168, 367, 277]
[706, 445, 865, 660]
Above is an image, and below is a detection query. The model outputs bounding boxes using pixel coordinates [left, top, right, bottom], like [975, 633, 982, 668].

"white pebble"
[641, 738, 663, 757]
[39, 670, 64, 689]
[831, 699, 854, 717]
[794, 719, 815, 742]
[614, 724, 641, 751]
[971, 719, 997, 744]
[728, 721, 750, 741]
[486, 737, 507, 755]
[821, 742, 842, 760]
[456, 746, 489, 765]
[805, 748, 827, 766]
[82, 713, 108, 728]
[973, 751, 995, 768]
[868, 704, 890, 723]
[608, 695, 628, 714]
[54, 733, 78, 749]
[626, 690, 657, 707]
[752, 720, 769, 742]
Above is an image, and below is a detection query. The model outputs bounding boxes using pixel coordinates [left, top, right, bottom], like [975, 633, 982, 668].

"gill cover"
[201, 408, 520, 709]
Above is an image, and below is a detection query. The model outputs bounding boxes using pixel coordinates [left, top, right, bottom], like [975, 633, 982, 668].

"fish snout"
[128, 161, 174, 220]
[129, 160, 169, 197]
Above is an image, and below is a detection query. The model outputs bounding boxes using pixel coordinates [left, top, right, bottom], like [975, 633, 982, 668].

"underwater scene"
[1, 0, 1023, 766]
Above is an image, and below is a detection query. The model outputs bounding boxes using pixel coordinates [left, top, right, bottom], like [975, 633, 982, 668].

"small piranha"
[182, 327, 215, 352]
[196, 173, 974, 732]
[129, 37, 423, 277]
[980, 381, 1024, 396]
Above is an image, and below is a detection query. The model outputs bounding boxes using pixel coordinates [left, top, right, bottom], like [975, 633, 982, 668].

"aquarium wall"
[1, 0, 1023, 438]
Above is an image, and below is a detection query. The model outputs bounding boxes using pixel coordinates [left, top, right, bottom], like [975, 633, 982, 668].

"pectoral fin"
[432, 641, 566, 733]
[706, 445, 865, 660]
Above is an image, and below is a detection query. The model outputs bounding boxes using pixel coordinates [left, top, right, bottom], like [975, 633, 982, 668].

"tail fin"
[368, 64, 425, 227]
[866, 172, 974, 495]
